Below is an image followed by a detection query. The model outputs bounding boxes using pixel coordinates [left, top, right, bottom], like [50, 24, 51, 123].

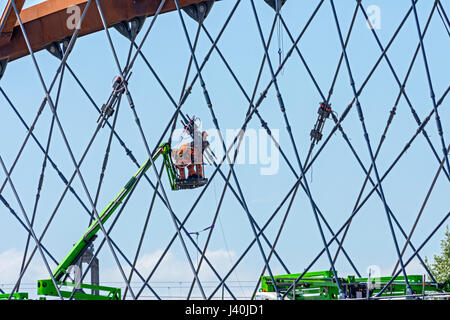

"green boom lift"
[34, 142, 206, 300]
[258, 270, 450, 300]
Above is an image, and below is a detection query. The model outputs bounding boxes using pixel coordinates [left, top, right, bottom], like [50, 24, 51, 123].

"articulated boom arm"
[37, 140, 207, 299]
[51, 143, 174, 283]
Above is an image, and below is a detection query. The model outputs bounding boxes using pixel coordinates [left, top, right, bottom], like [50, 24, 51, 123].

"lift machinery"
[35, 141, 207, 300]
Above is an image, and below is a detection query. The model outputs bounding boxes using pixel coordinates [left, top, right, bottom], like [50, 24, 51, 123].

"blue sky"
[0, 0, 449, 299]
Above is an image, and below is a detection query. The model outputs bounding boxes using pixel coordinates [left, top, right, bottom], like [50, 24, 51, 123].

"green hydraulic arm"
[37, 143, 177, 299]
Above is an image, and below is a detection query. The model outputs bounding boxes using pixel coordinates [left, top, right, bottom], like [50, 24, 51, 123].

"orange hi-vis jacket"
[174, 142, 196, 166]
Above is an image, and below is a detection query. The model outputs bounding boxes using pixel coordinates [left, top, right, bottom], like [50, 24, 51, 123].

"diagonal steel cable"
[17, 63, 67, 292]
[250, 4, 363, 298]
[392, 144, 450, 275]
[333, 0, 444, 267]
[186, 14, 287, 299]
[0, 155, 63, 300]
[200, 14, 362, 297]
[278, 84, 449, 299]
[250, 0, 345, 297]
[411, 0, 450, 184]
[174, 0, 287, 299]
[95, 0, 207, 299]
[329, 0, 413, 293]
[375, 211, 450, 297]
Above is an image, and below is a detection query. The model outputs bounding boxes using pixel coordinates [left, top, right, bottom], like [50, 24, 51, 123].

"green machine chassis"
[260, 270, 449, 300]
[0, 293, 29, 300]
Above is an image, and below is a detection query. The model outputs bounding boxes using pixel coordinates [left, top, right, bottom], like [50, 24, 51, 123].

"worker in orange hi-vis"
[172, 142, 191, 180]
[172, 130, 209, 181]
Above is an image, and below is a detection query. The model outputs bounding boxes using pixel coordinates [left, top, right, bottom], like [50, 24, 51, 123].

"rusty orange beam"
[0, 0, 25, 35]
[0, 0, 205, 62]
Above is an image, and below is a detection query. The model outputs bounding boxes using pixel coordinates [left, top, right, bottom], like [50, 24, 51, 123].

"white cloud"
[0, 248, 48, 293]
[100, 248, 256, 299]
[102, 248, 242, 283]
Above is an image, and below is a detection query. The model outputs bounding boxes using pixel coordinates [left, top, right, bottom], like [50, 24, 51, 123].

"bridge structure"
[0, 0, 448, 300]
